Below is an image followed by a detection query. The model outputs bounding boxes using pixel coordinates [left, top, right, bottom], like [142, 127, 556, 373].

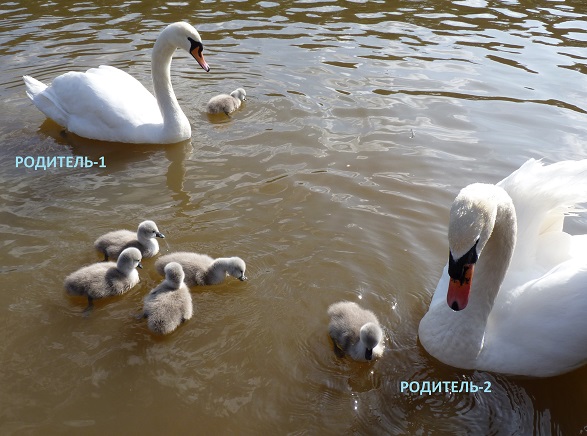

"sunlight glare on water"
[1, 0, 587, 434]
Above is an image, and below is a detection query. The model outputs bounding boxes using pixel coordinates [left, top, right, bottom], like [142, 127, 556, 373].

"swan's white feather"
[498, 158, 587, 270]
[23, 22, 208, 144]
[42, 66, 162, 142]
[485, 256, 587, 376]
[420, 158, 587, 377]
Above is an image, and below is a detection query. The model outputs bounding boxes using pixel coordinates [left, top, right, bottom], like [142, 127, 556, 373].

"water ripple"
[2, 1, 587, 434]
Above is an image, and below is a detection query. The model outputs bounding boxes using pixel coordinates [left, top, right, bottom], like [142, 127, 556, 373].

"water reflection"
[1, 0, 587, 434]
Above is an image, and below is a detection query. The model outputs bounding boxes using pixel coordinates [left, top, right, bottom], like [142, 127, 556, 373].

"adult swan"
[419, 158, 587, 377]
[23, 22, 210, 144]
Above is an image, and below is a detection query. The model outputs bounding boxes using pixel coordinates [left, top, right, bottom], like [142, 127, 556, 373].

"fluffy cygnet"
[327, 301, 384, 361]
[64, 247, 143, 310]
[155, 252, 247, 287]
[143, 262, 193, 335]
[206, 88, 246, 115]
[94, 220, 165, 261]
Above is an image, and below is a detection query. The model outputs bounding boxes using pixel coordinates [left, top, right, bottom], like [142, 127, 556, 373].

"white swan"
[327, 301, 384, 361]
[206, 87, 246, 115]
[419, 158, 587, 377]
[23, 22, 210, 144]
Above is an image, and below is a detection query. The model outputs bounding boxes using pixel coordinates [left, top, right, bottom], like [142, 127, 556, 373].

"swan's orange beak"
[188, 37, 210, 72]
[191, 46, 210, 72]
[447, 264, 474, 311]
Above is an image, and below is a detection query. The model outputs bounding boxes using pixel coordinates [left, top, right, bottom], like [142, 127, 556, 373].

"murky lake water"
[2, 0, 587, 434]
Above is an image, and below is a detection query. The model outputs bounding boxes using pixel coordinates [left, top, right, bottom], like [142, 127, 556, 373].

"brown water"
[2, 0, 587, 434]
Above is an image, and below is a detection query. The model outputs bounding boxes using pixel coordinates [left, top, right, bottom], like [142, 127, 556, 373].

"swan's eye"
[448, 239, 479, 282]
[187, 37, 203, 55]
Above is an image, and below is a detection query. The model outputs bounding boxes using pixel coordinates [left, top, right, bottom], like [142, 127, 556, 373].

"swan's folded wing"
[498, 159, 587, 269]
[50, 66, 162, 139]
[487, 257, 587, 376]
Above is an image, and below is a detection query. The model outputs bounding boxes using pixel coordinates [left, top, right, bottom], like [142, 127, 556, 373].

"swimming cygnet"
[155, 252, 247, 287]
[327, 301, 384, 362]
[94, 220, 165, 261]
[206, 88, 246, 115]
[64, 247, 143, 310]
[142, 262, 193, 335]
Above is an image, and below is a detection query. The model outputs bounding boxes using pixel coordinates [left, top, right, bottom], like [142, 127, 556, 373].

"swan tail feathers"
[23, 75, 47, 100]
[23, 75, 69, 126]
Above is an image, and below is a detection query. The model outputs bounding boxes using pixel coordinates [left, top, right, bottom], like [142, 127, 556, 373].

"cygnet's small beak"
[156, 232, 165, 239]
[137, 262, 143, 269]
[365, 348, 373, 361]
[239, 274, 247, 281]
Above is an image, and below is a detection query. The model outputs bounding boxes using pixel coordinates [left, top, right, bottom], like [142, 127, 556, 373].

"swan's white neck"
[151, 35, 190, 142]
[419, 186, 517, 368]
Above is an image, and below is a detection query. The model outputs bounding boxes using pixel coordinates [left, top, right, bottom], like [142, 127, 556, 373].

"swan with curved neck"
[419, 159, 587, 377]
[23, 22, 209, 144]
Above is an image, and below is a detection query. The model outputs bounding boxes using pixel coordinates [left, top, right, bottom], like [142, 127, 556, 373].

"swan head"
[446, 183, 499, 311]
[230, 88, 247, 102]
[359, 322, 383, 360]
[138, 220, 165, 241]
[118, 247, 143, 273]
[227, 257, 247, 281]
[161, 22, 210, 72]
[164, 262, 185, 287]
